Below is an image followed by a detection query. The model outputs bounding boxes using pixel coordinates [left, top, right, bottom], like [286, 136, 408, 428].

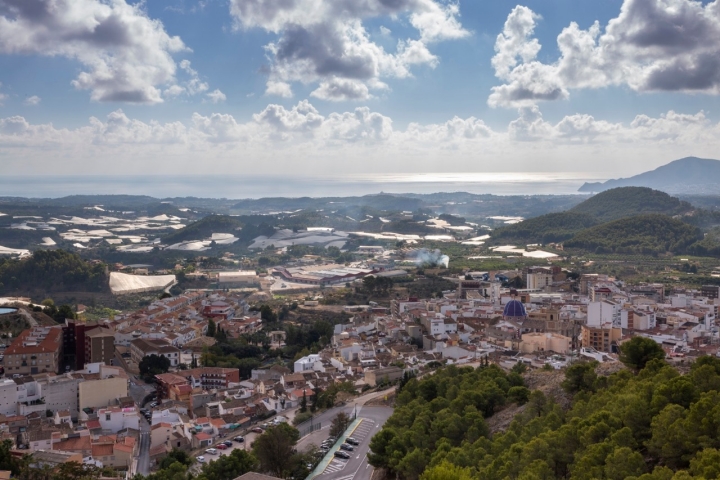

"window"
[106, 414, 111, 421]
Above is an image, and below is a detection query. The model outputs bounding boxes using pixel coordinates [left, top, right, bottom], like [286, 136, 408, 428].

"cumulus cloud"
[0, 0, 189, 104]
[2, 102, 720, 175]
[24, 95, 41, 106]
[490, 0, 720, 108]
[206, 89, 226, 103]
[230, 0, 468, 100]
[0, 83, 6, 105]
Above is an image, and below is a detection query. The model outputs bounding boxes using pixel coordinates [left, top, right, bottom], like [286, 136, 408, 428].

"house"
[130, 339, 181, 367]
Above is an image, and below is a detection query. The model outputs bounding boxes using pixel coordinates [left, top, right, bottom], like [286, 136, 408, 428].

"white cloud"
[2, 102, 719, 175]
[229, 0, 468, 99]
[311, 78, 373, 101]
[0, 0, 189, 104]
[24, 95, 41, 106]
[206, 89, 227, 103]
[490, 0, 720, 108]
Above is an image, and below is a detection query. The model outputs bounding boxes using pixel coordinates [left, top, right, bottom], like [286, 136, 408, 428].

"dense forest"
[569, 187, 694, 222]
[563, 214, 702, 254]
[371, 354, 720, 480]
[491, 212, 598, 243]
[0, 250, 107, 294]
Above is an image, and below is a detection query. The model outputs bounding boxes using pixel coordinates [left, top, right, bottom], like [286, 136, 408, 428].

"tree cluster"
[375, 354, 720, 480]
[564, 214, 702, 255]
[368, 364, 524, 479]
[0, 249, 107, 294]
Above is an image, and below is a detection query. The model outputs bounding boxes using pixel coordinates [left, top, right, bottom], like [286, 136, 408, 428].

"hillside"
[0, 249, 108, 295]
[373, 357, 720, 480]
[162, 215, 246, 245]
[491, 212, 599, 243]
[570, 187, 693, 222]
[564, 214, 702, 254]
[579, 156, 720, 194]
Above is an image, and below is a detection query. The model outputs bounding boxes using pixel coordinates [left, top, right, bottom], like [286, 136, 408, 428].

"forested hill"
[569, 187, 694, 222]
[491, 212, 599, 243]
[0, 250, 107, 295]
[370, 355, 720, 480]
[563, 214, 702, 255]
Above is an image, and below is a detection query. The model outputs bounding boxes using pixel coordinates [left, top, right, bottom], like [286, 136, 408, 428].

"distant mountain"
[564, 214, 702, 255]
[570, 187, 694, 222]
[578, 157, 720, 194]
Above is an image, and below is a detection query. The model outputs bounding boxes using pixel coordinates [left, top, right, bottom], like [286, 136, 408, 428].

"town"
[2, 250, 720, 479]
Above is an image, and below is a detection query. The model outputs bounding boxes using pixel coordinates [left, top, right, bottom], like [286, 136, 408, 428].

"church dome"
[503, 299, 527, 319]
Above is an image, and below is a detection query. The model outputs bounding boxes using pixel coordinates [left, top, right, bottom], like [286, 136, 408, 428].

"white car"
[196, 456, 206, 463]
[205, 448, 218, 455]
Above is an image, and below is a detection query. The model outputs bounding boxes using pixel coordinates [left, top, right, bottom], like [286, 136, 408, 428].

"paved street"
[137, 415, 151, 475]
[313, 407, 392, 480]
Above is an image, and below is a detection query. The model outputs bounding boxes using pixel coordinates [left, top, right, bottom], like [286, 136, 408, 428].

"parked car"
[251, 427, 263, 434]
[334, 451, 350, 459]
[223, 441, 233, 447]
[261, 423, 269, 429]
[216, 444, 228, 450]
[340, 444, 354, 452]
[205, 448, 218, 455]
[233, 436, 245, 443]
[346, 437, 359, 446]
[150, 402, 158, 408]
[196, 456, 206, 463]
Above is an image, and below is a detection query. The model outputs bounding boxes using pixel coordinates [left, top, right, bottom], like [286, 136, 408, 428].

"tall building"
[84, 328, 115, 366]
[702, 285, 720, 300]
[63, 319, 101, 370]
[4, 326, 63, 375]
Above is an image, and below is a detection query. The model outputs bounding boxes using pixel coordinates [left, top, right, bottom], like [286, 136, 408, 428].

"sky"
[1, 0, 720, 179]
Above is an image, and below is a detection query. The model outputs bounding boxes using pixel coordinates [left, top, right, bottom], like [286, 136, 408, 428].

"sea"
[0, 172, 606, 199]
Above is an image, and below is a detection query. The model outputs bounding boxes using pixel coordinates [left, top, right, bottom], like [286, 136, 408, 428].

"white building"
[0, 378, 18, 416]
[587, 300, 621, 328]
[294, 354, 321, 373]
[98, 406, 140, 433]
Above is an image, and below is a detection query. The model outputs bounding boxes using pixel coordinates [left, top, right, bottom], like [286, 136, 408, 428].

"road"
[129, 376, 156, 407]
[137, 414, 151, 474]
[313, 406, 392, 480]
[16, 308, 37, 327]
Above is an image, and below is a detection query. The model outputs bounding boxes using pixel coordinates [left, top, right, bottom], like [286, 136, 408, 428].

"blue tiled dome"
[503, 299, 527, 318]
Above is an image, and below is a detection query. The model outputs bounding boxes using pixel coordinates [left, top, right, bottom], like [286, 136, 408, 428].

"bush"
[292, 411, 313, 426]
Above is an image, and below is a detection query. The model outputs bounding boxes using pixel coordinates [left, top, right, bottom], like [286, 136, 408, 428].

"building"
[621, 310, 657, 331]
[97, 406, 140, 433]
[526, 268, 553, 290]
[217, 271, 261, 288]
[35, 374, 83, 419]
[503, 298, 528, 322]
[581, 325, 622, 353]
[130, 339, 180, 367]
[84, 328, 115, 366]
[702, 285, 720, 300]
[155, 367, 240, 401]
[0, 378, 18, 416]
[3, 326, 63, 375]
[63, 319, 101, 370]
[273, 264, 377, 286]
[78, 376, 128, 412]
[587, 300, 621, 328]
[294, 354, 321, 373]
[364, 366, 403, 387]
[520, 332, 571, 354]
